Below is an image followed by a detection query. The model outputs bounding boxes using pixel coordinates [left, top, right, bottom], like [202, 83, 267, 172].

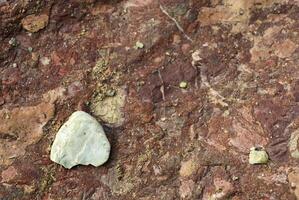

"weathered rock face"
[1, 0, 299, 199]
[288, 168, 299, 199]
[50, 111, 110, 169]
[289, 128, 299, 159]
[0, 87, 63, 168]
[0, 102, 55, 166]
[91, 88, 126, 127]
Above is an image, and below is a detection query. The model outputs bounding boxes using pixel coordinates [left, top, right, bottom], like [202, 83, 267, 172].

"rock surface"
[50, 111, 110, 169]
[0, 0, 298, 199]
[0, 88, 58, 166]
[288, 168, 299, 199]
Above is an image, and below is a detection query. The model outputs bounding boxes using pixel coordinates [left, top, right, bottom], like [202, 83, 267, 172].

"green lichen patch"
[90, 88, 126, 126]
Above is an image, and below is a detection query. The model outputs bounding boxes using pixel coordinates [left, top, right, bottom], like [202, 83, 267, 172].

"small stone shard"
[134, 41, 144, 49]
[50, 111, 111, 169]
[179, 81, 188, 89]
[249, 147, 269, 165]
[21, 14, 49, 33]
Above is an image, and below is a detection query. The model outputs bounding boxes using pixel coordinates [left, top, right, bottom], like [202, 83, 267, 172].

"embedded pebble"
[21, 14, 49, 33]
[50, 111, 110, 169]
[179, 81, 188, 89]
[134, 41, 144, 49]
[249, 147, 269, 164]
[40, 57, 51, 66]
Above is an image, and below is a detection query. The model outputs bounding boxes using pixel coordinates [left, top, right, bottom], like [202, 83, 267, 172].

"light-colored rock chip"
[249, 147, 269, 164]
[21, 14, 49, 33]
[50, 111, 110, 169]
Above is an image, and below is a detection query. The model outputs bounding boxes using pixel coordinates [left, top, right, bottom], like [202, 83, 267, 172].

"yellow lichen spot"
[179, 158, 198, 177]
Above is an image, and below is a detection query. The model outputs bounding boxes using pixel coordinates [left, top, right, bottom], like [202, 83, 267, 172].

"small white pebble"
[192, 50, 202, 62]
[179, 81, 188, 88]
[40, 57, 51, 66]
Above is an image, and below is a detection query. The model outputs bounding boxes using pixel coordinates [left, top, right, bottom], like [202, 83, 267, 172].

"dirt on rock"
[0, 0, 299, 199]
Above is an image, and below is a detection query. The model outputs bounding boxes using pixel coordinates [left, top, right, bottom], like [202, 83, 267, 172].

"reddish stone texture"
[0, 0, 299, 199]
[1, 166, 18, 183]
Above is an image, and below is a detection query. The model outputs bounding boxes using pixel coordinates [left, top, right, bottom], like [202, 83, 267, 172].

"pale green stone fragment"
[249, 147, 269, 165]
[179, 81, 188, 88]
[134, 41, 144, 49]
[50, 111, 110, 169]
